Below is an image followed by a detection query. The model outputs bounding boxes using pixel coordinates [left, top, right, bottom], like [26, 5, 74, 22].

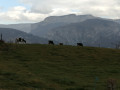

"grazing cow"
[59, 43, 63, 45]
[48, 40, 54, 45]
[15, 38, 26, 44]
[77, 43, 83, 46]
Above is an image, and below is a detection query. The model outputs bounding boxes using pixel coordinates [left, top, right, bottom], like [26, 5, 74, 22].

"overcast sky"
[0, 0, 120, 24]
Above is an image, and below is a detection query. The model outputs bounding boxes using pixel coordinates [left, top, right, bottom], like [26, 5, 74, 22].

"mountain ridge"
[0, 28, 48, 44]
[30, 14, 97, 37]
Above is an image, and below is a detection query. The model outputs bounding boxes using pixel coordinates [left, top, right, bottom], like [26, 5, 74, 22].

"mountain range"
[0, 14, 120, 48]
[30, 14, 97, 38]
[30, 14, 120, 48]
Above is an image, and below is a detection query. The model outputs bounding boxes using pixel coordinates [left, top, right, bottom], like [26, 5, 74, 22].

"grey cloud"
[20, 0, 120, 17]
[30, 5, 53, 14]
[0, 0, 120, 24]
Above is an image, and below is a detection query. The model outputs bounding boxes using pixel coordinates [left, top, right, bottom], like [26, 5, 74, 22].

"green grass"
[0, 44, 119, 89]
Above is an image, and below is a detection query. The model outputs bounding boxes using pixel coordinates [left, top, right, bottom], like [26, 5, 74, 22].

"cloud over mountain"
[20, 0, 120, 18]
[1, 0, 120, 24]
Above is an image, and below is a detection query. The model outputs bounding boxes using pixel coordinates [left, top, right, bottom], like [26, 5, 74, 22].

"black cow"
[59, 43, 63, 45]
[48, 40, 54, 45]
[77, 43, 83, 46]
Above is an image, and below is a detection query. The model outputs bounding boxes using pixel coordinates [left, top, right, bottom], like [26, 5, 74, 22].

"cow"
[77, 43, 83, 46]
[59, 43, 63, 45]
[15, 38, 26, 44]
[48, 40, 54, 45]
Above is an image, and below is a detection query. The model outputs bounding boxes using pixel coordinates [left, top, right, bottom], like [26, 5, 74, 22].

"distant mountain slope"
[0, 23, 32, 33]
[45, 19, 120, 48]
[0, 28, 48, 44]
[30, 14, 96, 37]
[115, 19, 120, 24]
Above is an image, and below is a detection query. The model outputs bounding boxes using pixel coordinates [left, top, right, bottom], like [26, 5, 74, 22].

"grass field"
[0, 44, 120, 89]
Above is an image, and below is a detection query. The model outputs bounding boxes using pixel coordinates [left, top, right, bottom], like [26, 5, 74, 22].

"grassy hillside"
[0, 44, 120, 89]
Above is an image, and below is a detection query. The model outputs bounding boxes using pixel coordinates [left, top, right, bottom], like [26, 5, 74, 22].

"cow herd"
[14, 38, 83, 46]
[48, 40, 83, 46]
[0, 33, 84, 46]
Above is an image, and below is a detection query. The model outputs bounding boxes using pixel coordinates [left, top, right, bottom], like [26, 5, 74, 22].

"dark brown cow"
[77, 43, 83, 46]
[59, 43, 63, 45]
[48, 40, 54, 45]
[0, 40, 4, 43]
